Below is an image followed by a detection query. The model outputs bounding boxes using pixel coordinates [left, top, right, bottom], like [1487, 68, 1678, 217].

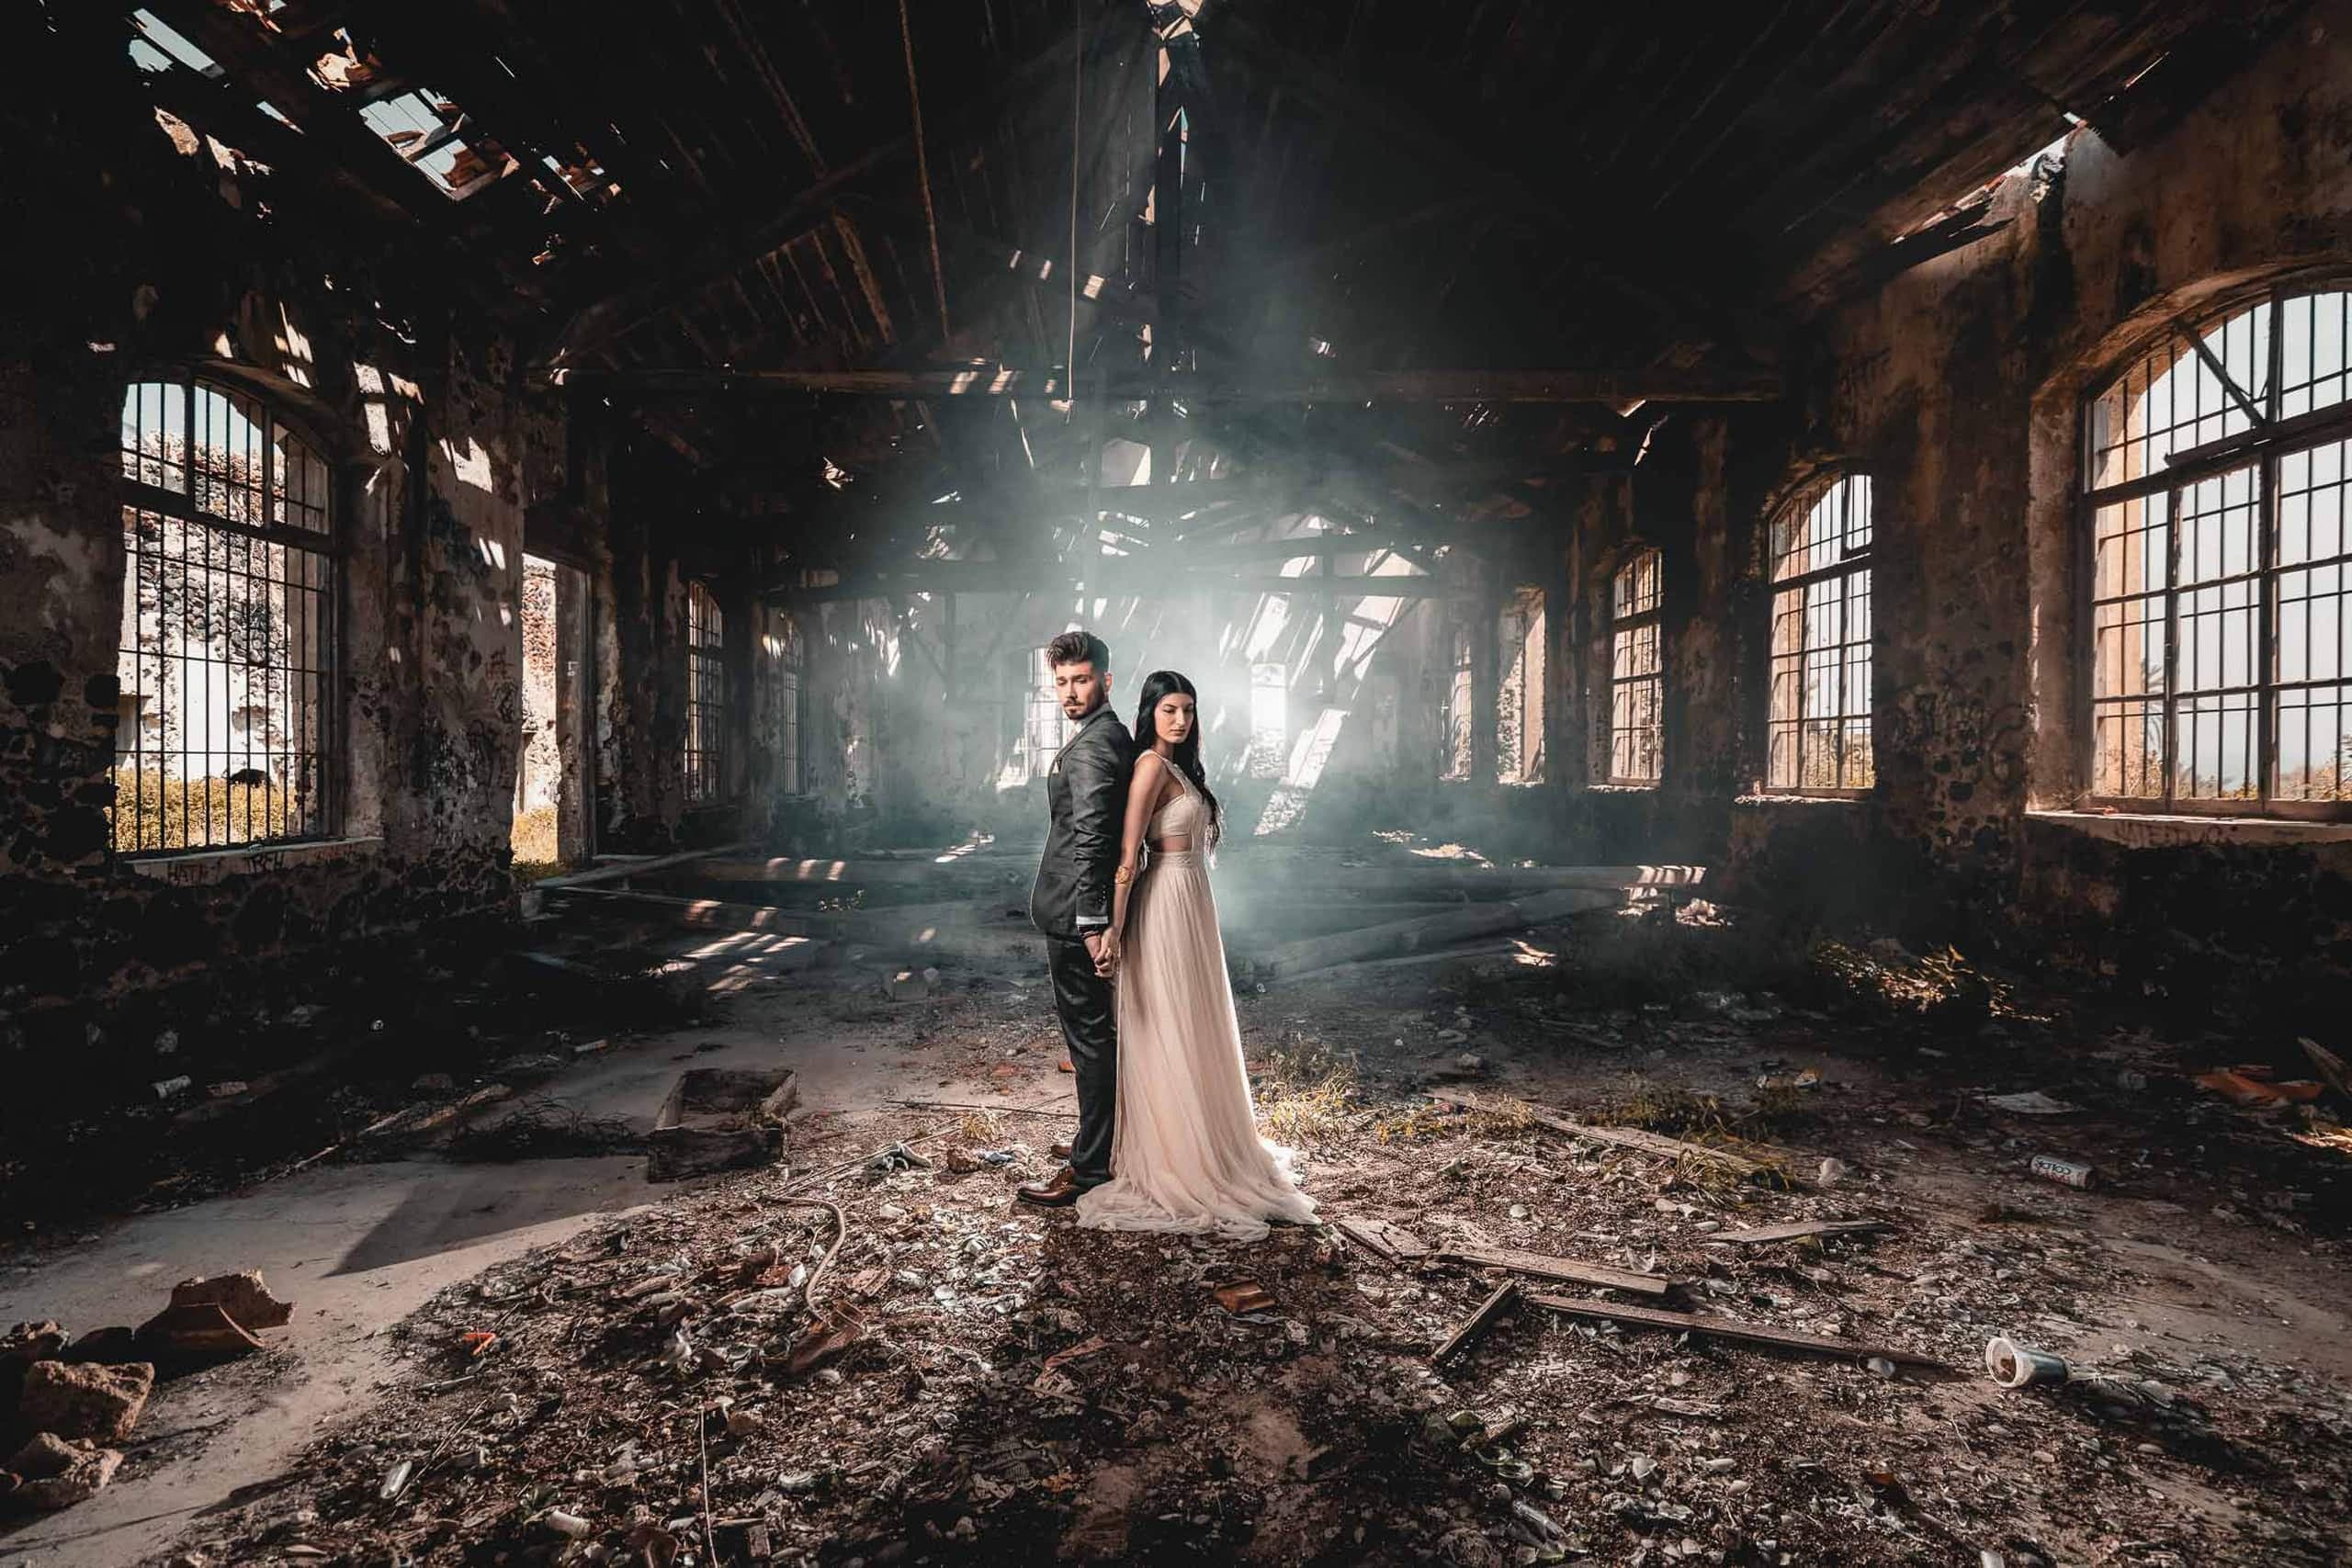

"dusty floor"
[5, 887, 2351, 1567]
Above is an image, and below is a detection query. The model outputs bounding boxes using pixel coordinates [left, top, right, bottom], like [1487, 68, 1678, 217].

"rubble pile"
[2, 1271, 294, 1517]
[178, 1066, 2352, 1567]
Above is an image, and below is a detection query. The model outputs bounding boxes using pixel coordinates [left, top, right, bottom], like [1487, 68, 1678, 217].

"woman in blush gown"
[1075, 671, 1318, 1242]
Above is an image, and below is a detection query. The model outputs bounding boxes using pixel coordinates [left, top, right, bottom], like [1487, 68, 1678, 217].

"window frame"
[1496, 587, 1546, 785]
[1765, 470, 1876, 797]
[114, 371, 343, 858]
[1608, 547, 1664, 786]
[1023, 645, 1074, 776]
[684, 580, 730, 806]
[2076, 281, 2352, 820]
[1441, 622, 1475, 782]
[768, 607, 806, 799]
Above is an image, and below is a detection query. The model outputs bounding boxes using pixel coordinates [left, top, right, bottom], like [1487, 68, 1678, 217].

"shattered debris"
[168, 1270, 295, 1331]
[15, 1359, 153, 1442]
[646, 1068, 798, 1182]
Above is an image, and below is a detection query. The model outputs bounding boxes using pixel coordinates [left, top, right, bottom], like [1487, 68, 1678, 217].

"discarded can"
[2028, 1154, 2094, 1188]
[1984, 1336, 2070, 1388]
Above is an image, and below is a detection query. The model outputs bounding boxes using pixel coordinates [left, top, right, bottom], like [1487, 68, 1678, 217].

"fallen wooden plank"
[1427, 1089, 1769, 1180]
[532, 840, 752, 889]
[1261, 889, 1622, 979]
[1259, 941, 1522, 989]
[1432, 1279, 1520, 1366]
[548, 886, 839, 939]
[691, 856, 1019, 886]
[2301, 1036, 2351, 1101]
[1430, 1245, 1670, 1298]
[1713, 1219, 1890, 1247]
[1524, 1293, 1946, 1368]
[1223, 863, 1706, 897]
[1336, 1215, 1430, 1264]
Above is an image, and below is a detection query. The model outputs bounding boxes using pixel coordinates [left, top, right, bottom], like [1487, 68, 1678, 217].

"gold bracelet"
[1114, 864, 1134, 885]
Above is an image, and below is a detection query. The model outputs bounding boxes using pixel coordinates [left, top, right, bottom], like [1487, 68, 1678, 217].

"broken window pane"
[1767, 477, 1872, 791]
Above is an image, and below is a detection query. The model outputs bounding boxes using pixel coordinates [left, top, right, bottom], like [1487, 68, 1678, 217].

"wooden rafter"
[543, 365, 1784, 404]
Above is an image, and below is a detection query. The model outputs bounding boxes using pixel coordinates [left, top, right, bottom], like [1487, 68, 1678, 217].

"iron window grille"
[1024, 646, 1073, 774]
[1767, 473, 1875, 794]
[115, 376, 337, 855]
[1442, 624, 1474, 781]
[1610, 548, 1665, 784]
[2080, 283, 2352, 817]
[684, 581, 729, 804]
[773, 611, 804, 798]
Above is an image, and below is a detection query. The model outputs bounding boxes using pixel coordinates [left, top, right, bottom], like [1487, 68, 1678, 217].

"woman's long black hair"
[1134, 670, 1221, 841]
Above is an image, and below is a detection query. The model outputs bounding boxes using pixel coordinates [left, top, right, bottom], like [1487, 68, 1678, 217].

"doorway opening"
[513, 553, 592, 874]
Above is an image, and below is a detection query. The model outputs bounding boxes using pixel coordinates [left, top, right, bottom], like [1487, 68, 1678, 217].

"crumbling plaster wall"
[0, 27, 574, 1099]
[1701, 0, 2352, 1008]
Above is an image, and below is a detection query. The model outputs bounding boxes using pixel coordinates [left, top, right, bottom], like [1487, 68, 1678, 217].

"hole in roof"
[360, 89, 508, 197]
[130, 9, 218, 75]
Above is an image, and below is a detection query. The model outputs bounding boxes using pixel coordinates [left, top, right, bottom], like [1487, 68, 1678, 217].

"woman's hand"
[1093, 931, 1122, 978]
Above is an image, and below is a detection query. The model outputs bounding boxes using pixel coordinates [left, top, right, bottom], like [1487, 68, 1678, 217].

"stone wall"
[0, 23, 581, 1101]
[1552, 1, 2352, 1013]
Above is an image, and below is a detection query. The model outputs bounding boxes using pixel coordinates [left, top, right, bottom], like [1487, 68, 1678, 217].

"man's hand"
[1086, 931, 1118, 977]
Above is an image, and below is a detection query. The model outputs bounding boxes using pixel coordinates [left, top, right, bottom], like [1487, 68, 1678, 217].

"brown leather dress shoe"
[1049, 1139, 1073, 1160]
[1016, 1166, 1088, 1207]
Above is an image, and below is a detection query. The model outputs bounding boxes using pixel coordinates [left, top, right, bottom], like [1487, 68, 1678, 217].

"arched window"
[684, 581, 729, 804]
[1767, 473, 1874, 793]
[2083, 285, 2352, 812]
[1609, 547, 1663, 784]
[115, 376, 335, 853]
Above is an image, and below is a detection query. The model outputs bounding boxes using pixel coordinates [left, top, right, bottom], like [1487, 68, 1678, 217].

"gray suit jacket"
[1029, 705, 1135, 938]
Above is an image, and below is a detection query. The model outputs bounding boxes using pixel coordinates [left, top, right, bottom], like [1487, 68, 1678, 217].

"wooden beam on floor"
[1257, 890, 1623, 979]
[1525, 1294, 1948, 1370]
[544, 886, 841, 940]
[1432, 1245, 1672, 1298]
[1427, 1089, 1771, 1182]
[1431, 1279, 1520, 1367]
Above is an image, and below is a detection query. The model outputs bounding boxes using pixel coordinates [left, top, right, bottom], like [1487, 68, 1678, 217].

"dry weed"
[1252, 1035, 1362, 1147]
[1372, 1095, 1531, 1145]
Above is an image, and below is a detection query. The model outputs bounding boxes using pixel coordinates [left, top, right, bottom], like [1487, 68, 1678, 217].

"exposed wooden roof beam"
[774, 558, 1477, 604]
[541, 7, 1124, 368]
[542, 365, 1783, 405]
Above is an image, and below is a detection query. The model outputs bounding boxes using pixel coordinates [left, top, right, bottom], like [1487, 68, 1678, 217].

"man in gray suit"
[1019, 629, 1136, 1206]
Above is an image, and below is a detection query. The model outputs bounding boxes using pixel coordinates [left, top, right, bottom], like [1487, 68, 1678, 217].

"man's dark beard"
[1062, 692, 1104, 719]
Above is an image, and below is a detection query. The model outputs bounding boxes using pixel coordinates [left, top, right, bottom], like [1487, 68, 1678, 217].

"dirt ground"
[20, 891, 2337, 1568]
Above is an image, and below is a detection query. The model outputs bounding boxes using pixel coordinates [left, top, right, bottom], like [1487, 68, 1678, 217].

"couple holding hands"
[1017, 629, 1317, 1243]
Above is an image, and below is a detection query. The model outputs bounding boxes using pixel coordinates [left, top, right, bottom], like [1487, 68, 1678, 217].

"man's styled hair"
[1046, 629, 1111, 671]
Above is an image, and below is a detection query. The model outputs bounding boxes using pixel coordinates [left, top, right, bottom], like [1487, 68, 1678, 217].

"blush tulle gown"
[1075, 768, 1319, 1241]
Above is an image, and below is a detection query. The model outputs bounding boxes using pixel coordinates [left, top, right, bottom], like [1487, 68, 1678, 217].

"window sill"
[2025, 810, 2352, 849]
[122, 836, 385, 885]
[1589, 782, 1662, 795]
[1733, 791, 1867, 807]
